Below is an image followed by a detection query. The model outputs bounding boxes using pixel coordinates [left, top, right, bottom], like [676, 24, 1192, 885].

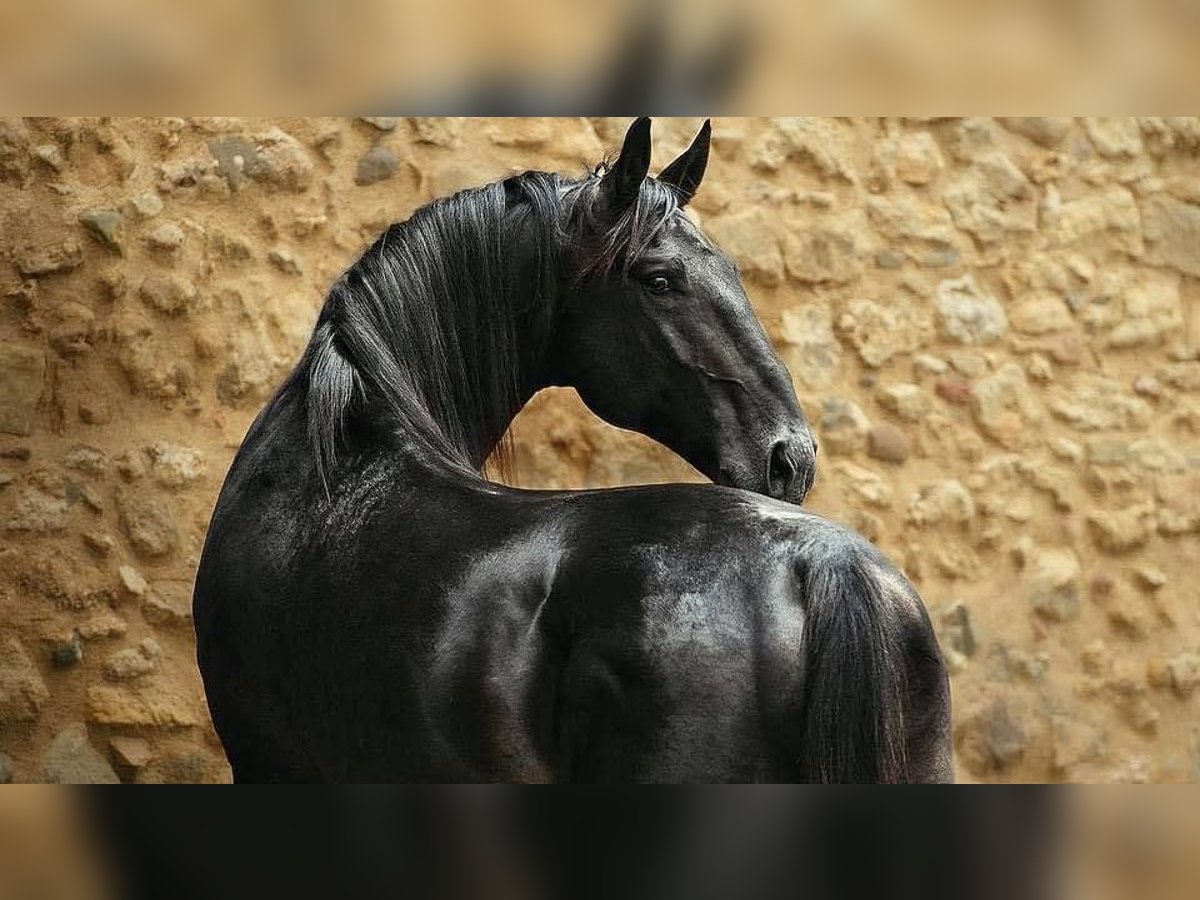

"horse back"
[197, 414, 950, 782]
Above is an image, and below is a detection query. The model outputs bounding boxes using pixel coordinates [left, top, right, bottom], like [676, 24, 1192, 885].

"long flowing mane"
[293, 164, 682, 493]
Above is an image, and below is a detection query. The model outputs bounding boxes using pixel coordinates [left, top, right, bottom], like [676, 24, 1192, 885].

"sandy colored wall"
[0, 117, 1197, 783]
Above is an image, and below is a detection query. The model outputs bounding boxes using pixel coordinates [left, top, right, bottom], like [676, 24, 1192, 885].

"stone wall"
[0, 117, 1197, 783]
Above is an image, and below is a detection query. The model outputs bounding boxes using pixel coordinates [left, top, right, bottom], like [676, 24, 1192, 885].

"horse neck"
[320, 189, 560, 477]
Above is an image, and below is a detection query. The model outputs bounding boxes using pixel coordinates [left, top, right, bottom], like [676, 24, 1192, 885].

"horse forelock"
[564, 167, 682, 279]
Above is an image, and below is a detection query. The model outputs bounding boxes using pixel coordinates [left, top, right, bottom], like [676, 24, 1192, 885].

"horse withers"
[194, 118, 952, 782]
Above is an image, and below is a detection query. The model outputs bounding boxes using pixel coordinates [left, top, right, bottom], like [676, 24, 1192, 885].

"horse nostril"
[768, 441, 797, 498]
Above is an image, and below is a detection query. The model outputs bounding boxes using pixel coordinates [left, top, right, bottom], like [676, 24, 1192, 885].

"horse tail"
[794, 544, 951, 783]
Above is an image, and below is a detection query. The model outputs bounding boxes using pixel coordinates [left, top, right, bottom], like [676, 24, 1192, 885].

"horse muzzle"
[715, 429, 817, 505]
[764, 431, 817, 504]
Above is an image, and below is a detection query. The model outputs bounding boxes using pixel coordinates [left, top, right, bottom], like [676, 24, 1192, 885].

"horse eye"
[647, 275, 671, 295]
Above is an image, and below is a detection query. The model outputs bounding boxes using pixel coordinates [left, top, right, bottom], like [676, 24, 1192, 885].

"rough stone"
[109, 735, 154, 778]
[136, 750, 222, 784]
[103, 640, 160, 681]
[311, 123, 342, 161]
[359, 117, 397, 131]
[1128, 438, 1186, 474]
[116, 489, 179, 558]
[782, 214, 865, 284]
[142, 587, 193, 628]
[1051, 715, 1108, 777]
[1156, 474, 1200, 536]
[1161, 653, 1199, 699]
[818, 397, 872, 457]
[206, 229, 254, 262]
[250, 127, 314, 192]
[943, 151, 1037, 243]
[38, 723, 119, 784]
[268, 247, 302, 275]
[0, 342, 45, 436]
[213, 325, 284, 407]
[940, 601, 977, 657]
[79, 398, 112, 429]
[146, 441, 206, 488]
[832, 461, 893, 508]
[956, 699, 1026, 775]
[836, 298, 930, 367]
[486, 117, 556, 148]
[936, 275, 1007, 344]
[1010, 293, 1075, 335]
[410, 117, 462, 146]
[145, 221, 185, 254]
[0, 634, 50, 723]
[747, 118, 857, 181]
[117, 565, 148, 599]
[82, 531, 115, 558]
[1026, 353, 1053, 383]
[1088, 506, 1154, 554]
[124, 192, 163, 219]
[208, 129, 313, 193]
[14, 237, 84, 275]
[777, 305, 840, 390]
[1080, 640, 1113, 677]
[906, 479, 975, 528]
[78, 609, 127, 641]
[0, 117, 33, 184]
[1105, 590, 1154, 640]
[1132, 566, 1168, 591]
[1044, 186, 1141, 254]
[866, 193, 957, 246]
[87, 684, 200, 728]
[49, 300, 98, 357]
[1106, 271, 1183, 349]
[426, 159, 503, 197]
[1084, 118, 1143, 158]
[706, 208, 783, 284]
[877, 383, 930, 421]
[971, 362, 1040, 449]
[354, 147, 400, 186]
[1109, 678, 1159, 736]
[79, 208, 125, 253]
[50, 633, 83, 668]
[914, 353, 948, 377]
[1000, 117, 1073, 147]
[1141, 195, 1200, 277]
[934, 376, 973, 405]
[1027, 548, 1082, 621]
[878, 131, 944, 185]
[139, 275, 198, 316]
[3, 483, 68, 533]
[867, 423, 911, 464]
[1049, 374, 1151, 432]
[58, 448, 104, 480]
[0, 750, 12, 783]
[1158, 361, 1200, 391]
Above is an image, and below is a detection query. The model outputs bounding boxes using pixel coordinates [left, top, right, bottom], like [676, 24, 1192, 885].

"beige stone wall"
[0, 117, 1197, 783]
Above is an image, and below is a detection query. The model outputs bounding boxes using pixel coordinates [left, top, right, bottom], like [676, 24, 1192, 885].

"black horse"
[194, 118, 952, 782]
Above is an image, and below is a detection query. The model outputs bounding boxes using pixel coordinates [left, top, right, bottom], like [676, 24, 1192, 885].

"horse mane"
[295, 164, 681, 494]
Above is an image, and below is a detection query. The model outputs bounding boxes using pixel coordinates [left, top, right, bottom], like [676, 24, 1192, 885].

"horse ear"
[657, 119, 711, 207]
[598, 117, 652, 217]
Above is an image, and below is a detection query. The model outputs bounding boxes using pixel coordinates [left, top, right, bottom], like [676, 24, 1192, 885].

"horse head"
[555, 117, 817, 504]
